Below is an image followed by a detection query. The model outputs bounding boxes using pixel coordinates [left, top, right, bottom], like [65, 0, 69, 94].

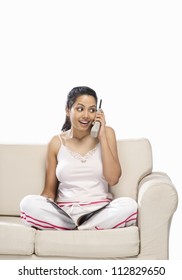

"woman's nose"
[83, 110, 89, 118]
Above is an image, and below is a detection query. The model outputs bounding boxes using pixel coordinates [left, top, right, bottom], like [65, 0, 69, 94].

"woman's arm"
[94, 109, 121, 186]
[99, 126, 122, 186]
[41, 136, 60, 201]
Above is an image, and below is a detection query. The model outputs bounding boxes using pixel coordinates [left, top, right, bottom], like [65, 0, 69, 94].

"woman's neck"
[66, 129, 90, 141]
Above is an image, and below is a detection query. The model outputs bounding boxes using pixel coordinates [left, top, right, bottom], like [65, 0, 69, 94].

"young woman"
[20, 86, 137, 230]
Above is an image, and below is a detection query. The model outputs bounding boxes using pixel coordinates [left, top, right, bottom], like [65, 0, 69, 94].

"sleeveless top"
[56, 136, 113, 203]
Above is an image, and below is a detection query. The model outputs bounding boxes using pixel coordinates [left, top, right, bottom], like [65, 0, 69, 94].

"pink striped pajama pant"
[20, 195, 138, 230]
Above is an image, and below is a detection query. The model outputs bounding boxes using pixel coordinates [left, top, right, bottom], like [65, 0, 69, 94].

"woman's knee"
[20, 195, 43, 212]
[110, 197, 138, 212]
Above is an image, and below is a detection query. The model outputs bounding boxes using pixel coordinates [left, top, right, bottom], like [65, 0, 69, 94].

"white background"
[0, 0, 181, 260]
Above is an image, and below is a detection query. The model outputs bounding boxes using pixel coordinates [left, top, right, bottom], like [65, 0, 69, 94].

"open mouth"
[79, 120, 90, 127]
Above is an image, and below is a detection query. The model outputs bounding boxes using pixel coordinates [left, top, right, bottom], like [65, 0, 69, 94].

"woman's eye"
[76, 107, 96, 113]
[77, 107, 83, 112]
[89, 108, 96, 113]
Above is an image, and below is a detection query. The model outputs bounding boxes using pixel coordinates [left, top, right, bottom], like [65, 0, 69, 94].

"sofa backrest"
[0, 145, 47, 216]
[110, 138, 153, 199]
[0, 138, 152, 216]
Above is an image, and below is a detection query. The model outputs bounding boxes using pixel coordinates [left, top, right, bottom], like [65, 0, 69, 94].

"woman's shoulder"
[47, 134, 63, 155]
[49, 130, 68, 144]
[49, 135, 60, 144]
[105, 125, 116, 136]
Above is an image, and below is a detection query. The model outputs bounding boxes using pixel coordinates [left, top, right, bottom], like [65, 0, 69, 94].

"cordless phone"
[90, 99, 102, 138]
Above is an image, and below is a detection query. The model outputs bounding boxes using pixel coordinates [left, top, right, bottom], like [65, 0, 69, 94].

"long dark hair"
[61, 86, 98, 131]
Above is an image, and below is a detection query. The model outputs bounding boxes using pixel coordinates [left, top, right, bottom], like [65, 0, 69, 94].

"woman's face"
[67, 95, 97, 132]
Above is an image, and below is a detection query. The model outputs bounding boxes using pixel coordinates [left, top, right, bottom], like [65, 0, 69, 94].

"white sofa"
[0, 138, 178, 259]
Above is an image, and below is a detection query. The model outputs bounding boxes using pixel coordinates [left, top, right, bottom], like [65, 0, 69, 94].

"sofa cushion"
[35, 226, 139, 258]
[0, 216, 35, 255]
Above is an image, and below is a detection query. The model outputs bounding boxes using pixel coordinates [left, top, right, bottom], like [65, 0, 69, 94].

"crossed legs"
[20, 195, 138, 230]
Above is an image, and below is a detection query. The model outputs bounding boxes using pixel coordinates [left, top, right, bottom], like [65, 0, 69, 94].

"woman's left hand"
[94, 109, 106, 139]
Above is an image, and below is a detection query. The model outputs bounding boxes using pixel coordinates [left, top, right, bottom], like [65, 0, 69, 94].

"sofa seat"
[0, 216, 139, 258]
[35, 226, 139, 258]
[0, 216, 35, 256]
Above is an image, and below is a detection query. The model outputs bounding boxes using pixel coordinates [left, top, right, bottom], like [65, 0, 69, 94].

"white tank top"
[56, 137, 113, 203]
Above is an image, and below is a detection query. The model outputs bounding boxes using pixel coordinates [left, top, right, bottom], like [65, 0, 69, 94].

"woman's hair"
[61, 86, 98, 131]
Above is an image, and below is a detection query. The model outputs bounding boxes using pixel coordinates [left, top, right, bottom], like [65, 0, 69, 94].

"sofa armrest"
[137, 172, 178, 259]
